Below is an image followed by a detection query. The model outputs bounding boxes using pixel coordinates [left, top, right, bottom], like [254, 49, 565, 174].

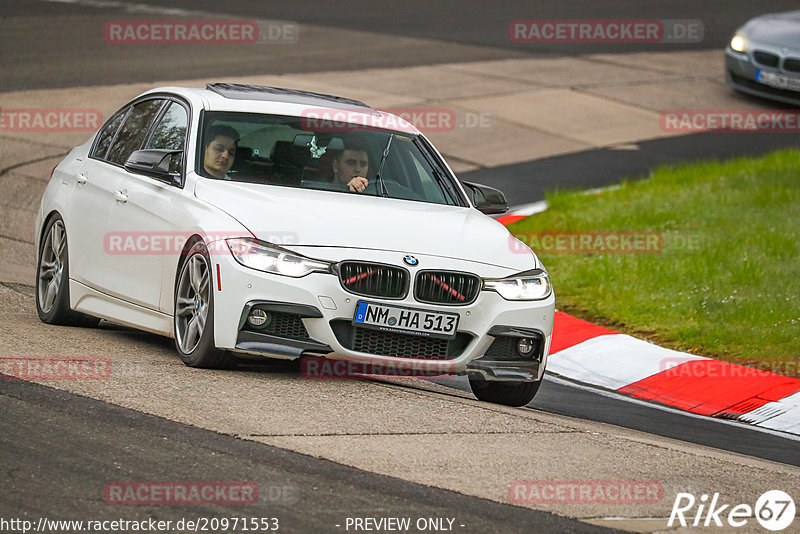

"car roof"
[206, 83, 373, 110]
[140, 83, 420, 134]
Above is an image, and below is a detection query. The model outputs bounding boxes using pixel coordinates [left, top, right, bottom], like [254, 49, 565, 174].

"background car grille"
[414, 271, 481, 305]
[783, 58, 800, 73]
[330, 320, 471, 359]
[339, 262, 408, 299]
[753, 50, 780, 68]
[246, 311, 312, 341]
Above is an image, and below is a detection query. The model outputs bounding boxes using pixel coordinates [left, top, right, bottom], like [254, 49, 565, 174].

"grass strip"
[509, 149, 800, 375]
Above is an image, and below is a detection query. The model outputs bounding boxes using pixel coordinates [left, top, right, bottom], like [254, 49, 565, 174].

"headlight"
[225, 238, 331, 277]
[730, 34, 747, 53]
[483, 269, 551, 300]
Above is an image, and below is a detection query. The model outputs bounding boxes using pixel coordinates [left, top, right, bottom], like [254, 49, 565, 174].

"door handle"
[76, 173, 87, 185]
[113, 190, 128, 204]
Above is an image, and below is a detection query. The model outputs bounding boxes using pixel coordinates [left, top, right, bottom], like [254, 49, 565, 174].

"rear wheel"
[174, 242, 235, 369]
[35, 215, 100, 327]
[469, 377, 542, 407]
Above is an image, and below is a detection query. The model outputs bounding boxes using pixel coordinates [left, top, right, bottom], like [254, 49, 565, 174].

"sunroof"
[206, 83, 374, 111]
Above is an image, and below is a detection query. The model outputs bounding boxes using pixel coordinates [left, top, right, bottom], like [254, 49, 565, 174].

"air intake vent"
[414, 271, 481, 305]
[784, 58, 800, 73]
[339, 262, 408, 299]
[753, 50, 780, 68]
[329, 320, 472, 360]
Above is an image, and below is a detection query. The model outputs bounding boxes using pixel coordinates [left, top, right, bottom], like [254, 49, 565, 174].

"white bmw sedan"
[35, 83, 555, 406]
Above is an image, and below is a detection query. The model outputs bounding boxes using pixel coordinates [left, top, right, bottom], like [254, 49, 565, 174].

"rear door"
[67, 106, 130, 289]
[76, 98, 168, 296]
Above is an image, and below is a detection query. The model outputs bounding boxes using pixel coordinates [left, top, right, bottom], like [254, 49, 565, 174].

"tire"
[35, 214, 100, 327]
[468, 377, 542, 407]
[174, 241, 235, 369]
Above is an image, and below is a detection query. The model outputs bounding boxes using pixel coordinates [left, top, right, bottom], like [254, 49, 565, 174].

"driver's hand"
[347, 176, 368, 193]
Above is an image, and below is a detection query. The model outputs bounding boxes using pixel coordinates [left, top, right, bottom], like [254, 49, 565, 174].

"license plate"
[353, 301, 459, 339]
[757, 70, 800, 91]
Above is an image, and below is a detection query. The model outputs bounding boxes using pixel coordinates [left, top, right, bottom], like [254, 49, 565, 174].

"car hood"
[194, 180, 536, 271]
[744, 11, 800, 49]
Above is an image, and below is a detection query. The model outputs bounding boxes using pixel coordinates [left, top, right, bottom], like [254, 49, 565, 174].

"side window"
[92, 107, 128, 160]
[146, 102, 188, 173]
[106, 99, 165, 166]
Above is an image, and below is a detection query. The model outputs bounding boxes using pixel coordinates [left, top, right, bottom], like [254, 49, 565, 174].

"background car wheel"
[468, 377, 542, 407]
[35, 214, 100, 327]
[174, 242, 235, 369]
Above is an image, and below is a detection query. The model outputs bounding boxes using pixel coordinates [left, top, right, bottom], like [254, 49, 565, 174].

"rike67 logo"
[669, 490, 795, 531]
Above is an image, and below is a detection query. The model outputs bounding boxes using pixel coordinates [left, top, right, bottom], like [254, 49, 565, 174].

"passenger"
[331, 136, 371, 193]
[202, 125, 239, 179]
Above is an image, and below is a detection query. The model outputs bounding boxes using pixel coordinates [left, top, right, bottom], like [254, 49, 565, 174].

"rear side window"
[106, 99, 165, 165]
[146, 102, 188, 151]
[146, 102, 189, 173]
[92, 108, 128, 160]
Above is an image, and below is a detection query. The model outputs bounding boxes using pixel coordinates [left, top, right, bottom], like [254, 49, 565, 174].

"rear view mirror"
[461, 181, 509, 215]
[293, 134, 344, 151]
[293, 134, 314, 147]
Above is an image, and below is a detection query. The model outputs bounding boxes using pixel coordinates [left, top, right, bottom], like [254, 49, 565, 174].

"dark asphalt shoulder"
[0, 376, 618, 534]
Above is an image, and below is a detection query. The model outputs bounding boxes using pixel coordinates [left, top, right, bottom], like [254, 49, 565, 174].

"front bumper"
[210, 248, 554, 381]
[725, 46, 800, 106]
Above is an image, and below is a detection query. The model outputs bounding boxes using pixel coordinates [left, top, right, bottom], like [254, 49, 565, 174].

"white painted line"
[547, 334, 708, 390]
[509, 200, 548, 216]
[739, 391, 800, 434]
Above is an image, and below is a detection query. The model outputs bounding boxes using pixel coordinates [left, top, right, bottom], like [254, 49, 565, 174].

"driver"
[331, 136, 371, 193]
[202, 124, 239, 179]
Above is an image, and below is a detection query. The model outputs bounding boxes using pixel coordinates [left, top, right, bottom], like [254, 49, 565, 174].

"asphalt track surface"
[1, 377, 613, 534]
[433, 375, 800, 468]
[3, 0, 800, 91]
[2, 1, 800, 531]
[462, 132, 800, 205]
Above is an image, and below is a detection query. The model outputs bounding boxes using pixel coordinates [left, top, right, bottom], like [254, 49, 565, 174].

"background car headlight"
[483, 270, 551, 300]
[226, 238, 331, 277]
[730, 34, 747, 53]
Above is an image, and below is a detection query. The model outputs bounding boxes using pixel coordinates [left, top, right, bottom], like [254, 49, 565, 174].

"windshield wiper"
[374, 134, 393, 197]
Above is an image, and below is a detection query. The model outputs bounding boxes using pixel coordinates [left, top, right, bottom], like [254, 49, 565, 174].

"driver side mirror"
[461, 181, 509, 215]
[124, 149, 182, 186]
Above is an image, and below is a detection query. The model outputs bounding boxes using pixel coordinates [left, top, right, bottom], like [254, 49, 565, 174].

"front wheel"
[174, 242, 235, 369]
[469, 377, 542, 407]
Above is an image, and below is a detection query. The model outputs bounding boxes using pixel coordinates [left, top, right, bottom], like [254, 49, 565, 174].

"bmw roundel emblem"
[403, 255, 419, 266]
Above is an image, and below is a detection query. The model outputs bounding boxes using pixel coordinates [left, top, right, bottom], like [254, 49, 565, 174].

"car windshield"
[197, 112, 465, 206]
